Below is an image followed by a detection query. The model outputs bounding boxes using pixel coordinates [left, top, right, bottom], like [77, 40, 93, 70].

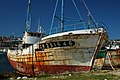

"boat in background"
[103, 40, 120, 69]
[7, 0, 108, 76]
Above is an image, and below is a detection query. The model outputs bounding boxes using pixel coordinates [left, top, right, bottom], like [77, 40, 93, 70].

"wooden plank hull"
[7, 31, 108, 76]
[8, 58, 91, 75]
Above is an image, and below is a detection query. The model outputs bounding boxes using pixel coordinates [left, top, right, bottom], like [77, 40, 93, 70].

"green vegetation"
[38, 72, 120, 80]
[3, 70, 120, 80]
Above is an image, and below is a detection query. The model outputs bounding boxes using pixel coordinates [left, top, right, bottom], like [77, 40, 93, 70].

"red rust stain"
[8, 58, 91, 76]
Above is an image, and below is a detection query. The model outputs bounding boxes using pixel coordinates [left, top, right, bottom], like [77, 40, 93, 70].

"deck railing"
[45, 21, 108, 35]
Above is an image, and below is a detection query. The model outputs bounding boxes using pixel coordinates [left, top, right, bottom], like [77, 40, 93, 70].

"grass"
[39, 73, 120, 80]
[3, 70, 120, 80]
[32, 71, 120, 80]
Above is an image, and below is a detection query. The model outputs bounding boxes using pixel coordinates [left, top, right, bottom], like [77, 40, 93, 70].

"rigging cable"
[49, 0, 59, 35]
[80, 0, 98, 27]
[72, 0, 86, 29]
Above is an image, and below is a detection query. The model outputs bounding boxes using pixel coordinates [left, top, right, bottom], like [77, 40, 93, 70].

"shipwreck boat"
[103, 40, 120, 69]
[7, 0, 108, 76]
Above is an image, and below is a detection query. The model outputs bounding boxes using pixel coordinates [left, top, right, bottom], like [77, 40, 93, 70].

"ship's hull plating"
[8, 33, 108, 76]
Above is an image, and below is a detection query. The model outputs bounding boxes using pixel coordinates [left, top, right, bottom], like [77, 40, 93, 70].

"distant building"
[0, 36, 22, 51]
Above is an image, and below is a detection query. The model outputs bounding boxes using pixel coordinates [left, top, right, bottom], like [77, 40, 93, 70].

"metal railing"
[45, 21, 108, 35]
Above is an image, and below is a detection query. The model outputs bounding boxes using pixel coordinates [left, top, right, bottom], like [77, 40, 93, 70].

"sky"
[0, 0, 120, 40]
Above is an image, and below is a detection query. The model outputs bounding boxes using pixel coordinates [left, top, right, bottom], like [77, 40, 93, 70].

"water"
[0, 52, 14, 73]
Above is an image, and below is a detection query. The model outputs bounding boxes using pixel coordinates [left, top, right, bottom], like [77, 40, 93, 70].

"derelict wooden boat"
[7, 0, 108, 76]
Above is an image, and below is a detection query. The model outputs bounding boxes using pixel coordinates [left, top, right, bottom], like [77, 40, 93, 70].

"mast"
[60, 0, 64, 32]
[26, 0, 31, 32]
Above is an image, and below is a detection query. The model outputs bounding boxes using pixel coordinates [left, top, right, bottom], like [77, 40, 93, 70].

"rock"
[17, 77, 21, 79]
[22, 76, 27, 79]
[69, 73, 72, 76]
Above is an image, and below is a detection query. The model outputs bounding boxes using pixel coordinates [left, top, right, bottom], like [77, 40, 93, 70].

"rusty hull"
[8, 52, 91, 76]
[8, 33, 108, 76]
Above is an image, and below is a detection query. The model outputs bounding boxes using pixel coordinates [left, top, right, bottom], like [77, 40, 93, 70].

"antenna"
[26, 0, 31, 32]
